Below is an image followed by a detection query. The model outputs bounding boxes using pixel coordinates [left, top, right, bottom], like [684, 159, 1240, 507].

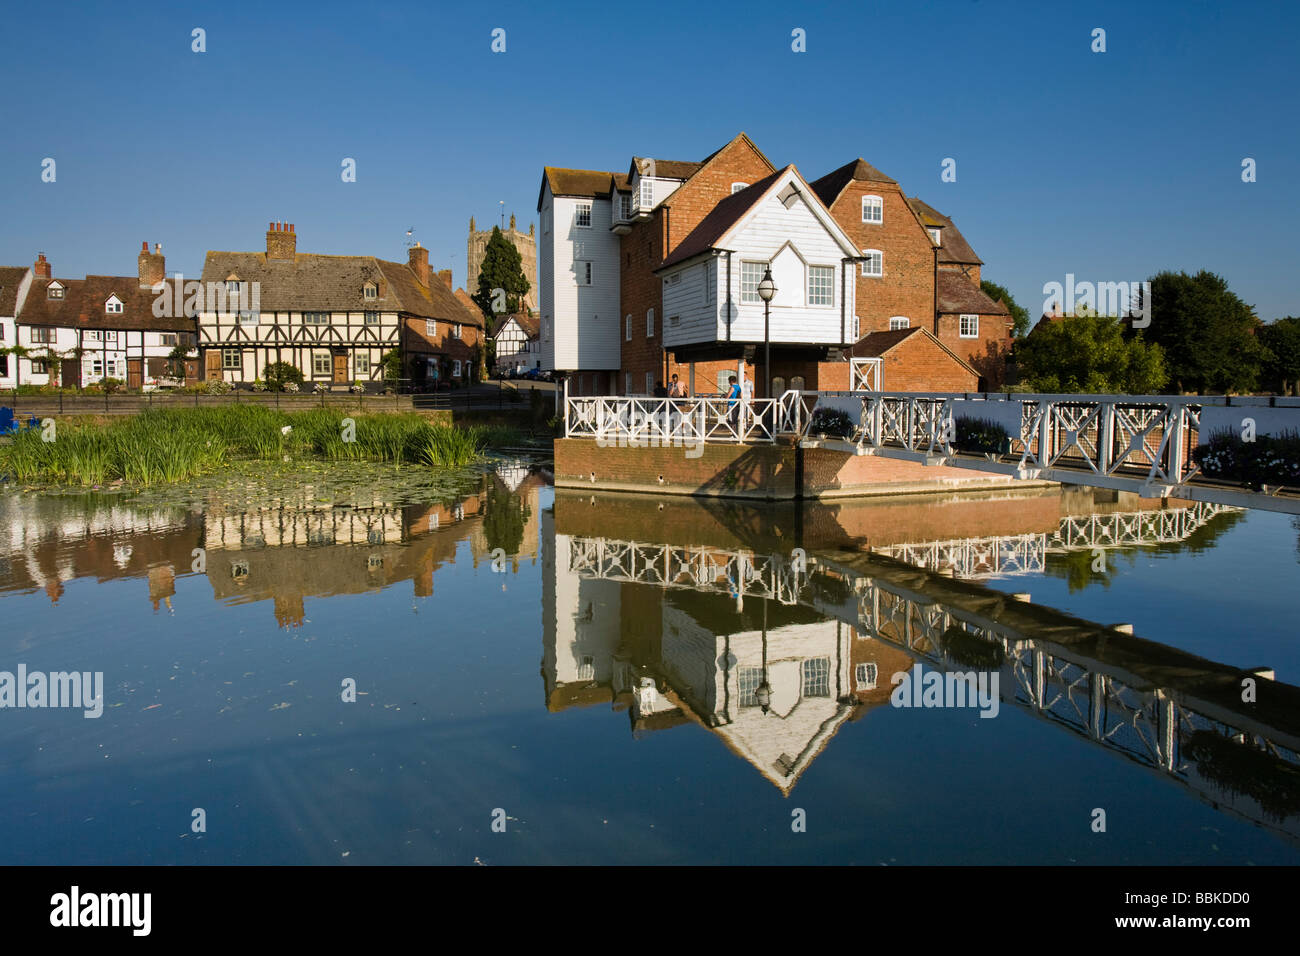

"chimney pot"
[142, 241, 149, 252]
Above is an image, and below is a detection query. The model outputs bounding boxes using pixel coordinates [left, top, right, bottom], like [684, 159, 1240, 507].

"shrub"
[263, 361, 304, 392]
[1193, 428, 1300, 489]
[282, 380, 300, 393]
[953, 416, 1012, 455]
[205, 378, 233, 395]
[810, 407, 854, 439]
[251, 378, 268, 392]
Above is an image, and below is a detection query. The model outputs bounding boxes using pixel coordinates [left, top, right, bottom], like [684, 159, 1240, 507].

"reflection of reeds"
[0, 406, 520, 486]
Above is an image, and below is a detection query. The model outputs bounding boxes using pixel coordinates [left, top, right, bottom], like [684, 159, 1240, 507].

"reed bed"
[0, 406, 510, 486]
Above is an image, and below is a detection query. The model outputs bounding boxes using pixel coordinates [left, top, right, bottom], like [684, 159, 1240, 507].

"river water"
[1, 464, 1297, 864]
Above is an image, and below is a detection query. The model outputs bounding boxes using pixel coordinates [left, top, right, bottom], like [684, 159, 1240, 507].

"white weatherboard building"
[0, 265, 33, 390]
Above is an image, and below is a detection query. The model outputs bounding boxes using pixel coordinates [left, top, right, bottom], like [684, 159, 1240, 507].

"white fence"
[565, 394, 786, 445]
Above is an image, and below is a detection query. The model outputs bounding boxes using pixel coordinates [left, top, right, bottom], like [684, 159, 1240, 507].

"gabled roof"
[18, 275, 197, 331]
[538, 167, 621, 208]
[809, 158, 897, 207]
[936, 272, 1009, 316]
[0, 266, 28, 316]
[453, 287, 478, 315]
[657, 165, 859, 270]
[907, 197, 983, 265]
[629, 156, 702, 181]
[376, 260, 483, 328]
[201, 251, 391, 312]
[850, 326, 979, 377]
[495, 313, 539, 339]
[695, 132, 776, 174]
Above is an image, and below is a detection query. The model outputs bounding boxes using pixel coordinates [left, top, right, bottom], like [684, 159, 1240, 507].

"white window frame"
[354, 352, 370, 376]
[807, 265, 834, 307]
[704, 261, 713, 304]
[364, 311, 379, 325]
[731, 182, 749, 193]
[646, 309, 654, 337]
[105, 296, 123, 314]
[861, 195, 883, 224]
[453, 359, 462, 377]
[363, 283, 378, 300]
[222, 348, 241, 370]
[453, 323, 462, 338]
[47, 282, 64, 300]
[574, 202, 592, 228]
[889, 316, 910, 330]
[856, 662, 878, 690]
[638, 178, 653, 211]
[619, 194, 631, 220]
[625, 372, 632, 394]
[861, 250, 883, 278]
[237, 310, 258, 326]
[740, 260, 767, 304]
[313, 352, 332, 376]
[645, 372, 654, 395]
[625, 315, 632, 341]
[960, 314, 979, 338]
[928, 227, 941, 246]
[426, 318, 436, 336]
[303, 311, 329, 325]
[225, 279, 240, 297]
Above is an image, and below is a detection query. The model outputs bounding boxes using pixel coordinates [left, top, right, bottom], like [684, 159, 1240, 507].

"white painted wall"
[538, 184, 621, 371]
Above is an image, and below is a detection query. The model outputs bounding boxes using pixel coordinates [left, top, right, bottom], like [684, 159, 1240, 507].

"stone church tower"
[467, 213, 538, 313]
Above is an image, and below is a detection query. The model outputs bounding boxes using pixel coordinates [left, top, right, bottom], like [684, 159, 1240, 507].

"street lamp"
[757, 266, 776, 399]
[755, 595, 772, 714]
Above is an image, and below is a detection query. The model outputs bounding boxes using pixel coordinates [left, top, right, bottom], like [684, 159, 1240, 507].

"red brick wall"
[934, 311, 1013, 388]
[878, 333, 977, 392]
[827, 179, 935, 336]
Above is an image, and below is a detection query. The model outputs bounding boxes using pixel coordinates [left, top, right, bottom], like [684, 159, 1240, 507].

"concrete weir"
[553, 437, 1056, 500]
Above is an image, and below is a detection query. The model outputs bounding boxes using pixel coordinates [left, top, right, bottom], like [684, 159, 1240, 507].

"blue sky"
[2, 0, 1297, 321]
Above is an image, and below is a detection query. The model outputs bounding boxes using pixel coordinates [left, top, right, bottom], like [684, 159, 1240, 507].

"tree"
[1016, 310, 1168, 393]
[471, 226, 530, 332]
[1259, 317, 1300, 395]
[1144, 270, 1266, 394]
[380, 349, 403, 387]
[263, 361, 304, 392]
[981, 279, 1030, 338]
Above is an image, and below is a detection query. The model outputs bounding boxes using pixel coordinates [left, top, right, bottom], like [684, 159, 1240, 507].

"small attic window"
[105, 295, 124, 314]
[731, 182, 749, 194]
[928, 228, 941, 246]
[47, 282, 64, 300]
[225, 277, 240, 296]
[363, 282, 378, 300]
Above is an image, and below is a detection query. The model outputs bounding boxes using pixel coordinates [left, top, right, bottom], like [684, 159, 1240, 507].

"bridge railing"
[565, 394, 783, 445]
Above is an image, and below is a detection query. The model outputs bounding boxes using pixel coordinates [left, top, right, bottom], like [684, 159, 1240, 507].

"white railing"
[566, 394, 783, 445]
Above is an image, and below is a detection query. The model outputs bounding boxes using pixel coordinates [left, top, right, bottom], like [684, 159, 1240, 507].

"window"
[808, 265, 834, 306]
[704, 262, 713, 304]
[861, 195, 883, 223]
[226, 279, 240, 296]
[91, 359, 103, 377]
[771, 375, 785, 395]
[619, 194, 631, 220]
[577, 261, 592, 286]
[355, 353, 370, 375]
[237, 310, 258, 325]
[574, 203, 592, 228]
[47, 283, 64, 299]
[738, 666, 765, 708]
[85, 330, 101, 342]
[222, 348, 241, 370]
[801, 658, 831, 698]
[363, 283, 378, 300]
[104, 330, 118, 342]
[303, 311, 328, 325]
[790, 375, 805, 391]
[625, 372, 632, 394]
[105, 296, 123, 314]
[740, 261, 767, 304]
[625, 315, 632, 341]
[364, 311, 379, 325]
[669, 315, 680, 328]
[313, 353, 332, 376]
[960, 314, 979, 338]
[646, 309, 654, 337]
[861, 250, 883, 277]
[731, 182, 749, 193]
[856, 662, 878, 690]
[577, 655, 595, 682]
[0, 355, 6, 376]
[160, 333, 178, 346]
[889, 316, 910, 330]
[645, 372, 654, 395]
[426, 318, 436, 336]
[31, 360, 47, 374]
[638, 177, 653, 210]
[928, 227, 941, 246]
[31, 327, 54, 344]
[851, 315, 861, 339]
[453, 360, 462, 377]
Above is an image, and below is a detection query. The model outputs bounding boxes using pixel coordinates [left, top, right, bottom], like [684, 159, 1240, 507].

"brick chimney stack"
[266, 221, 297, 260]
[33, 253, 51, 279]
[437, 269, 453, 289]
[138, 240, 166, 288]
[408, 242, 430, 286]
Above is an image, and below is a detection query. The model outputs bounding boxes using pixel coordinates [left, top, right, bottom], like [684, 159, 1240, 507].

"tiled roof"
[0, 266, 28, 316]
[630, 157, 703, 181]
[809, 158, 897, 207]
[540, 167, 620, 199]
[657, 167, 789, 269]
[19, 275, 195, 331]
[936, 272, 1008, 315]
[376, 259, 483, 328]
[907, 197, 983, 265]
[850, 326, 978, 376]
[498, 313, 539, 338]
[454, 287, 478, 315]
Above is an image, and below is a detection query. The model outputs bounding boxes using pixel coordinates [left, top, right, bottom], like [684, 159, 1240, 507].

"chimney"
[138, 240, 166, 288]
[266, 221, 297, 260]
[408, 242, 430, 286]
[33, 253, 51, 279]
[437, 269, 453, 289]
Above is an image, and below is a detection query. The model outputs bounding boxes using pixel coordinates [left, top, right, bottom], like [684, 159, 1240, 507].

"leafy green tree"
[1259, 317, 1300, 395]
[380, 350, 403, 386]
[981, 279, 1030, 338]
[1144, 271, 1266, 393]
[263, 361, 304, 392]
[482, 481, 528, 557]
[1016, 311, 1167, 393]
[472, 226, 530, 332]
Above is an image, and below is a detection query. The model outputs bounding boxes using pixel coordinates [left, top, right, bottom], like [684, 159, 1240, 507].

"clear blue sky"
[2, 0, 1296, 321]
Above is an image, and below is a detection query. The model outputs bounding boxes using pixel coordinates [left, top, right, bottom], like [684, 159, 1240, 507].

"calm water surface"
[1, 466, 1297, 865]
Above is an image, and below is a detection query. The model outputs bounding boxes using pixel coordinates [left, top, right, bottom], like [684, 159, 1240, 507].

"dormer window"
[619, 194, 631, 220]
[574, 203, 592, 228]
[105, 295, 124, 314]
[225, 278, 240, 296]
[47, 282, 64, 300]
[363, 282, 378, 300]
[861, 196, 883, 224]
[928, 228, 941, 245]
[731, 182, 749, 194]
[638, 178, 653, 210]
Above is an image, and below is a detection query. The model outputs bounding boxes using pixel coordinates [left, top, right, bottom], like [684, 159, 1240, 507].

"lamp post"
[755, 595, 772, 715]
[756, 266, 776, 399]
